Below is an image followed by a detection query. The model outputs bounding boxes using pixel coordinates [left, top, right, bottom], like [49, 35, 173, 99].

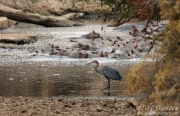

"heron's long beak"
[86, 61, 92, 65]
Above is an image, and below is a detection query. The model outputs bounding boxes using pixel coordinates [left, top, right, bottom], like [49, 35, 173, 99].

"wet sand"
[0, 97, 136, 116]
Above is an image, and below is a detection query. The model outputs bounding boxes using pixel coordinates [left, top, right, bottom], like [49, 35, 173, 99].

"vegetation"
[126, 0, 180, 106]
[38, 11, 49, 16]
[99, 0, 134, 25]
[31, 0, 39, 3]
[97, 0, 160, 26]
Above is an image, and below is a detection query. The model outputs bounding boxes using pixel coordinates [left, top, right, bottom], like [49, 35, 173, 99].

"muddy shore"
[0, 97, 136, 116]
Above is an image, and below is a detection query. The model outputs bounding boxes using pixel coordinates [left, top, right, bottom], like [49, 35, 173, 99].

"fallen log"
[0, 3, 84, 27]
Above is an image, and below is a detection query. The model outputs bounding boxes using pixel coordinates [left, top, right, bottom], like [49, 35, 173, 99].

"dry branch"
[0, 3, 84, 27]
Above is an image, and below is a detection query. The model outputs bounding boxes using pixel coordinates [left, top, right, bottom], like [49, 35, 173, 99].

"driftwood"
[0, 3, 84, 27]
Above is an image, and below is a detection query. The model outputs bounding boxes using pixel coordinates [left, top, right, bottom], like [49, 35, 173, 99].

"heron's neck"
[94, 62, 99, 72]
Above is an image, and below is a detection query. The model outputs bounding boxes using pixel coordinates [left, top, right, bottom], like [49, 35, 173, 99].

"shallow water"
[0, 60, 134, 97]
[0, 23, 139, 98]
[0, 23, 116, 58]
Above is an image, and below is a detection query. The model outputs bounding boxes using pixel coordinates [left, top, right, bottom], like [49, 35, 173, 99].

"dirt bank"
[0, 34, 37, 48]
[0, 0, 107, 28]
[0, 17, 17, 30]
[0, 0, 105, 15]
[0, 97, 136, 116]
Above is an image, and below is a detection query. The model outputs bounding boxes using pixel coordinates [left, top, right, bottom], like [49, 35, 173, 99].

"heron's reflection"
[101, 88, 110, 96]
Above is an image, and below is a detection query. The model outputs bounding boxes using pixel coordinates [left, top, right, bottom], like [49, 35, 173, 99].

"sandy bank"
[0, 97, 136, 116]
[0, 34, 37, 48]
[0, 17, 17, 30]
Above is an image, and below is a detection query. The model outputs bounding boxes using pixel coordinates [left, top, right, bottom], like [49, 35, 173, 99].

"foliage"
[128, 0, 159, 21]
[126, 61, 157, 96]
[69, 16, 73, 20]
[126, 0, 180, 106]
[100, 0, 131, 15]
[102, 8, 111, 14]
[38, 11, 49, 16]
[31, 0, 39, 3]
[157, 0, 180, 59]
[71, 0, 90, 7]
[98, 0, 160, 26]
[97, 0, 133, 25]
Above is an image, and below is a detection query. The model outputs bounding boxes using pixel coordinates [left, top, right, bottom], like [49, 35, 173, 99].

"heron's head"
[86, 60, 99, 65]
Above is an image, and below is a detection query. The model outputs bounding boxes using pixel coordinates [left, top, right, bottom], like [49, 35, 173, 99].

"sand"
[0, 17, 17, 29]
[0, 97, 136, 116]
[0, 34, 37, 48]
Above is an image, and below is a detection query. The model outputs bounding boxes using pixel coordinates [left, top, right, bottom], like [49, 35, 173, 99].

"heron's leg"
[101, 89, 110, 96]
[107, 80, 110, 96]
[101, 79, 110, 96]
[107, 89, 110, 96]
[101, 87, 109, 91]
[108, 79, 110, 89]
[101, 79, 110, 91]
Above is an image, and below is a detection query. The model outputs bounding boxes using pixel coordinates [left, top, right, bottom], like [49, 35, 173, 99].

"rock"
[71, 102, 76, 105]
[20, 110, 27, 113]
[56, 110, 61, 114]
[64, 104, 71, 108]
[82, 31, 100, 40]
[58, 99, 62, 102]
[96, 108, 103, 112]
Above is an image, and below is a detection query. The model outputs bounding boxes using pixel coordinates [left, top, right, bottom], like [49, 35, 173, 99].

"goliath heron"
[87, 60, 122, 91]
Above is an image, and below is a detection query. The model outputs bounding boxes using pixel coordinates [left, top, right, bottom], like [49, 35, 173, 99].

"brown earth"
[0, 0, 106, 15]
[0, 16, 30, 49]
[0, 17, 17, 29]
[0, 97, 136, 116]
[0, 34, 37, 48]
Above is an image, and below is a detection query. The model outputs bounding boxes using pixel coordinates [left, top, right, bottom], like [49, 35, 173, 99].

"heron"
[87, 60, 122, 91]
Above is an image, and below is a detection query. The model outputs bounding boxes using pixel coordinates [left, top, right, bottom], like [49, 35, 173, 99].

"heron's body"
[88, 60, 122, 90]
[96, 66, 122, 81]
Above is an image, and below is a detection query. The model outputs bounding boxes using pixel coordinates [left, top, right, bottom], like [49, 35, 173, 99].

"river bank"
[0, 96, 136, 116]
[0, 17, 17, 30]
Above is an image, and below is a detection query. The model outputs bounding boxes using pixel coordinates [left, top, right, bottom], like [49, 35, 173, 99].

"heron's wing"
[101, 66, 122, 80]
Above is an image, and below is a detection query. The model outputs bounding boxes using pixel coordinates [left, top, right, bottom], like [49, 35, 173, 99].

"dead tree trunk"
[0, 3, 84, 27]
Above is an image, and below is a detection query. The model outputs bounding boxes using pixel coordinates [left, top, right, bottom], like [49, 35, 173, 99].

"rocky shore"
[0, 97, 136, 116]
